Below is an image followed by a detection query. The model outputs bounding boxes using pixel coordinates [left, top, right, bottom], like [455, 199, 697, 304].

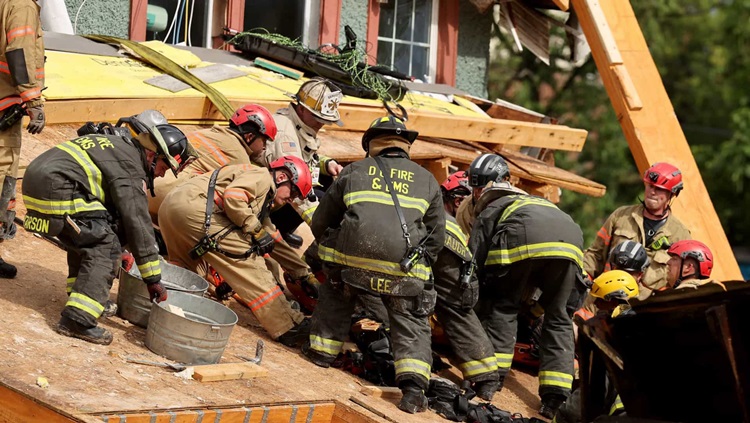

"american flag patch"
[282, 142, 297, 152]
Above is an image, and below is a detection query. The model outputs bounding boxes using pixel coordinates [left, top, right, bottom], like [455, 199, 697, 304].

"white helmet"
[295, 78, 343, 126]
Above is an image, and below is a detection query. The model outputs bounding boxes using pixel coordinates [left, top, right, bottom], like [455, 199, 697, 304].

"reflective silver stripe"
[66, 292, 104, 318]
[309, 335, 343, 355]
[137, 260, 161, 279]
[539, 370, 573, 388]
[445, 220, 468, 246]
[344, 191, 429, 214]
[495, 352, 513, 369]
[318, 245, 431, 281]
[22, 195, 106, 215]
[499, 197, 558, 222]
[486, 242, 583, 267]
[56, 141, 105, 201]
[460, 357, 499, 377]
[394, 358, 431, 379]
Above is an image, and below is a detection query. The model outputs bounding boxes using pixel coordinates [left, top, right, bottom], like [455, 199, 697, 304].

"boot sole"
[56, 324, 113, 346]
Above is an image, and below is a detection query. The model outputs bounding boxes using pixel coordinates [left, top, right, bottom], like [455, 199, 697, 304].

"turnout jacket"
[22, 135, 160, 280]
[185, 126, 253, 173]
[583, 204, 690, 297]
[471, 194, 584, 274]
[266, 106, 337, 224]
[0, 0, 44, 110]
[311, 153, 445, 296]
[433, 214, 476, 306]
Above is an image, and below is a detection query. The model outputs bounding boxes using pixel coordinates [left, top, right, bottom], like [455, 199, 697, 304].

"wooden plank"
[44, 99, 588, 151]
[254, 58, 304, 80]
[359, 386, 403, 400]
[192, 362, 268, 382]
[422, 157, 452, 184]
[331, 401, 378, 423]
[0, 381, 83, 423]
[462, 95, 554, 124]
[97, 403, 336, 423]
[552, 0, 570, 11]
[144, 64, 249, 93]
[573, 0, 742, 280]
[612, 64, 643, 111]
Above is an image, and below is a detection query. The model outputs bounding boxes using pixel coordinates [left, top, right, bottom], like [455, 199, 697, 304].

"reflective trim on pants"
[609, 395, 624, 415]
[495, 352, 513, 369]
[66, 277, 76, 294]
[459, 356, 498, 377]
[66, 292, 104, 319]
[249, 285, 284, 312]
[394, 358, 431, 380]
[539, 370, 573, 389]
[309, 335, 343, 356]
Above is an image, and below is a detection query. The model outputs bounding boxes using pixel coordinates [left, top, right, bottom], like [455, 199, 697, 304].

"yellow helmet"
[591, 270, 639, 302]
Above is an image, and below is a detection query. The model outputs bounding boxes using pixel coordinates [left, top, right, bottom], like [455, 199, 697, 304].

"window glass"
[377, 40, 393, 68]
[379, 2, 394, 38]
[394, 42, 411, 76]
[377, 0, 435, 79]
[412, 46, 429, 80]
[413, 0, 432, 43]
[395, 0, 413, 41]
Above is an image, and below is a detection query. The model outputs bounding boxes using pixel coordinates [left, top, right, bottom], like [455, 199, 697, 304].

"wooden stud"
[572, 0, 742, 280]
[423, 157, 452, 183]
[612, 64, 643, 111]
[192, 362, 268, 382]
[0, 382, 80, 423]
[359, 386, 403, 399]
[97, 403, 337, 423]
[552, 0, 570, 11]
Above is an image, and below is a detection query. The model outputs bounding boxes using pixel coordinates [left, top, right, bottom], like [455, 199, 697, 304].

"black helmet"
[609, 240, 650, 273]
[467, 154, 510, 187]
[361, 116, 418, 152]
[151, 124, 196, 176]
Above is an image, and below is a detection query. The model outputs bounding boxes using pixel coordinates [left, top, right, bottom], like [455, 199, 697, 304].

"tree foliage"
[487, 0, 750, 247]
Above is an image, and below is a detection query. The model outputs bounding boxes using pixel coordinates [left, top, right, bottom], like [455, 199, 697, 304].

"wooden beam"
[44, 99, 588, 151]
[366, 1, 380, 66]
[422, 157, 452, 184]
[0, 381, 82, 423]
[436, 0, 459, 86]
[552, 0, 570, 11]
[359, 386, 403, 400]
[319, 0, 342, 46]
[129, 0, 148, 42]
[98, 403, 337, 423]
[192, 362, 268, 382]
[572, 0, 742, 280]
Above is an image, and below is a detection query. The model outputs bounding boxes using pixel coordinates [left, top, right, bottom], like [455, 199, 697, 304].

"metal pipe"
[204, 0, 214, 48]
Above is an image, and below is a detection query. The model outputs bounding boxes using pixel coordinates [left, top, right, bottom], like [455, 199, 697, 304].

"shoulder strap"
[373, 156, 412, 248]
[203, 167, 223, 235]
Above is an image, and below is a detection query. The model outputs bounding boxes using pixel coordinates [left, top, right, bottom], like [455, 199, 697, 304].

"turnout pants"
[435, 278, 499, 383]
[58, 217, 121, 328]
[159, 183, 305, 339]
[308, 279, 435, 390]
[480, 259, 577, 399]
[0, 120, 21, 242]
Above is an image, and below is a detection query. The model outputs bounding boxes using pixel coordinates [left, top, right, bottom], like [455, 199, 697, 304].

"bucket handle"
[206, 325, 222, 340]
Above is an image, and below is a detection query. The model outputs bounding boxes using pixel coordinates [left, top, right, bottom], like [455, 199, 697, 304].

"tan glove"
[26, 104, 45, 134]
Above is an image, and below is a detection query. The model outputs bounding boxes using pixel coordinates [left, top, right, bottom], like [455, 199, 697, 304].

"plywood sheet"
[145, 64, 248, 93]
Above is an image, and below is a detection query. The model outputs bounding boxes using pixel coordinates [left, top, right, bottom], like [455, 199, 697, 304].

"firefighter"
[265, 77, 344, 243]
[146, 104, 318, 304]
[554, 270, 640, 423]
[665, 240, 723, 290]
[158, 157, 314, 346]
[21, 120, 194, 345]
[0, 0, 45, 278]
[303, 116, 445, 414]
[584, 163, 691, 299]
[471, 190, 584, 418]
[434, 171, 500, 400]
[455, 153, 510, 236]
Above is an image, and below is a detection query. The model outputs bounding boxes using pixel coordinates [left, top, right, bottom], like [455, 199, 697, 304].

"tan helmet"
[295, 77, 343, 126]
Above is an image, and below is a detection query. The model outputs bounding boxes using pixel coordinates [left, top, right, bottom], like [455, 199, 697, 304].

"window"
[377, 0, 438, 82]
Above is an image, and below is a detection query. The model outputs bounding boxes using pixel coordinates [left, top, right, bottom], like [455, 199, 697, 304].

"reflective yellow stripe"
[459, 356, 499, 377]
[499, 197, 558, 222]
[309, 335, 343, 355]
[495, 353, 513, 369]
[394, 358, 431, 379]
[66, 277, 76, 294]
[318, 245, 431, 281]
[23, 195, 107, 215]
[66, 292, 104, 318]
[301, 204, 317, 225]
[56, 142, 105, 202]
[539, 370, 573, 389]
[446, 220, 468, 246]
[609, 395, 624, 415]
[486, 242, 584, 267]
[137, 260, 161, 279]
[344, 191, 429, 214]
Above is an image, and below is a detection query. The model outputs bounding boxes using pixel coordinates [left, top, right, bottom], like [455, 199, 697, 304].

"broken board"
[192, 362, 268, 382]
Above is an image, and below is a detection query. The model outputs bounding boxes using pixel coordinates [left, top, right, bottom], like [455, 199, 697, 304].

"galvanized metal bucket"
[116, 262, 209, 328]
[145, 290, 238, 365]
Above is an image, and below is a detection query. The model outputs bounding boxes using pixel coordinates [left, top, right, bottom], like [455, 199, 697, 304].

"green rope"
[229, 30, 401, 102]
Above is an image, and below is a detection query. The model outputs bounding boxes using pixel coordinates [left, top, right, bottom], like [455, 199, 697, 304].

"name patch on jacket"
[24, 216, 50, 234]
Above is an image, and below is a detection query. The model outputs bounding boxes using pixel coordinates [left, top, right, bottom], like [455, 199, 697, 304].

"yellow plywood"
[573, 0, 742, 280]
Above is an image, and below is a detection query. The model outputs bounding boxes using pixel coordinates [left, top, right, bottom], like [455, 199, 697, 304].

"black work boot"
[277, 318, 311, 348]
[301, 341, 332, 368]
[398, 381, 428, 414]
[0, 258, 17, 279]
[474, 378, 502, 401]
[102, 300, 118, 318]
[56, 316, 113, 345]
[539, 393, 566, 419]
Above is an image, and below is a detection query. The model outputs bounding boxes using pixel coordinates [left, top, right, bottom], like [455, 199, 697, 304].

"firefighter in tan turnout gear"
[266, 77, 344, 244]
[584, 162, 691, 299]
[303, 116, 445, 414]
[158, 157, 314, 346]
[0, 0, 45, 278]
[22, 116, 195, 345]
[471, 183, 585, 418]
[434, 172, 500, 400]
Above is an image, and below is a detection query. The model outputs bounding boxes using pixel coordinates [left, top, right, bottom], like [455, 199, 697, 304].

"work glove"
[300, 273, 321, 299]
[25, 104, 45, 135]
[215, 281, 234, 301]
[251, 228, 276, 256]
[121, 251, 135, 272]
[146, 280, 168, 303]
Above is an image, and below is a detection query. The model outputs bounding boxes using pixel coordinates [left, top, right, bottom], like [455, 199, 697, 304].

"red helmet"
[229, 104, 277, 141]
[643, 162, 683, 196]
[441, 171, 471, 199]
[668, 240, 713, 279]
[269, 156, 312, 199]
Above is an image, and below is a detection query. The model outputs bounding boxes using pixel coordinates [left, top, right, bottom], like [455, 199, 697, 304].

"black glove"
[26, 105, 45, 134]
[215, 281, 234, 301]
[146, 281, 168, 303]
[251, 228, 276, 255]
[300, 273, 321, 299]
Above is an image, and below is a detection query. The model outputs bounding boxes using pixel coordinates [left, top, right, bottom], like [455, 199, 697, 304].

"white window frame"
[377, 0, 439, 82]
